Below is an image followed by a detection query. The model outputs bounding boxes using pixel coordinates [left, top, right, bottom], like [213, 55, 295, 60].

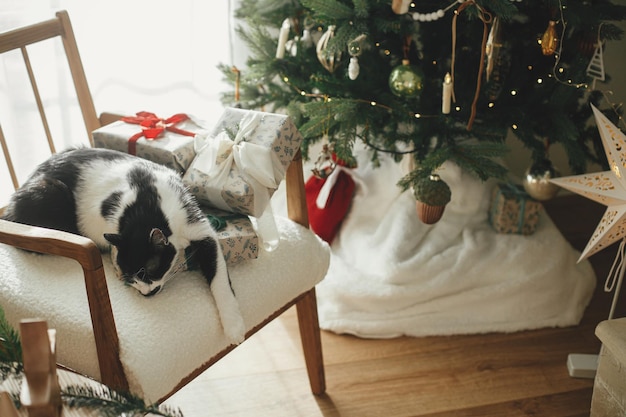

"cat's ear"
[150, 228, 169, 249]
[104, 233, 123, 247]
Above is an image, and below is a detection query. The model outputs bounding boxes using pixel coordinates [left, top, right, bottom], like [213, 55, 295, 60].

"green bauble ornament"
[388, 59, 424, 98]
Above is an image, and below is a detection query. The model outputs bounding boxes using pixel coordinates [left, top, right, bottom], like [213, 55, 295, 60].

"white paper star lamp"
[550, 104, 626, 379]
[550, 104, 626, 262]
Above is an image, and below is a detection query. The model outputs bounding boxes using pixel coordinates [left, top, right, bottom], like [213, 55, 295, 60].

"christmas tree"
[220, 0, 626, 208]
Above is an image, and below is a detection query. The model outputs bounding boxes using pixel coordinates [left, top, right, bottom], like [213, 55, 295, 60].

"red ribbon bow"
[120, 111, 196, 155]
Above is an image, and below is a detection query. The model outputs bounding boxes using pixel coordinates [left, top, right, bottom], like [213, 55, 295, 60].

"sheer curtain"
[0, 0, 245, 204]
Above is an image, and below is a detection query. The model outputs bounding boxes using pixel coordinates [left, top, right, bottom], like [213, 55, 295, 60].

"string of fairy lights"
[270, 0, 625, 133]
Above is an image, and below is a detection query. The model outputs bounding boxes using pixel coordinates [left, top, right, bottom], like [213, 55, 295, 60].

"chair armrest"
[0, 219, 101, 269]
[286, 150, 309, 228]
[0, 219, 129, 392]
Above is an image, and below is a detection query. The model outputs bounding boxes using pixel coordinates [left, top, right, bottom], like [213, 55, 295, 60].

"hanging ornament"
[285, 36, 299, 57]
[541, 20, 558, 56]
[485, 17, 503, 82]
[301, 28, 313, 48]
[522, 157, 560, 201]
[316, 25, 342, 73]
[442, 72, 452, 114]
[414, 174, 451, 225]
[275, 18, 291, 59]
[388, 59, 424, 98]
[485, 44, 511, 101]
[231, 66, 242, 108]
[347, 34, 366, 80]
[392, 0, 411, 14]
[311, 142, 336, 179]
[348, 57, 360, 81]
[586, 32, 606, 88]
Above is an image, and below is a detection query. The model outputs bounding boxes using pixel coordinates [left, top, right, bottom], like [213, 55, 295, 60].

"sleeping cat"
[2, 147, 245, 342]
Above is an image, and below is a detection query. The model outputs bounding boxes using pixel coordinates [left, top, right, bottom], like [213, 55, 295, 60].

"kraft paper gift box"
[93, 112, 210, 173]
[489, 183, 542, 235]
[182, 108, 303, 217]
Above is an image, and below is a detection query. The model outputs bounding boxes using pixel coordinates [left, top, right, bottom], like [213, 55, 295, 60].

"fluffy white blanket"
[315, 151, 596, 338]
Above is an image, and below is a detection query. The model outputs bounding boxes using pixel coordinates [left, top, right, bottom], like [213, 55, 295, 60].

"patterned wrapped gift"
[93, 112, 210, 173]
[489, 183, 542, 235]
[183, 108, 303, 217]
[184, 207, 259, 266]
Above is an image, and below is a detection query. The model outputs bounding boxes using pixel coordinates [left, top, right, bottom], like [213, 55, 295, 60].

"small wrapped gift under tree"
[93, 111, 210, 173]
[489, 183, 542, 235]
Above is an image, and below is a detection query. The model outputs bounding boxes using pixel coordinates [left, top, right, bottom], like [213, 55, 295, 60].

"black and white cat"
[2, 147, 245, 342]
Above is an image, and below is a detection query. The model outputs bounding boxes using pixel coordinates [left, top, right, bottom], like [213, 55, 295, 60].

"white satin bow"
[192, 112, 285, 217]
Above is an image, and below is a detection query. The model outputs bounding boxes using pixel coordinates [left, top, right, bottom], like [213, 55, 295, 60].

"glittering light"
[414, 113, 421, 118]
[455, 106, 461, 112]
[370, 101, 377, 106]
[384, 50, 391, 55]
[558, 67, 564, 73]
[283, 76, 289, 82]
[300, 91, 306, 96]
[537, 78, 543, 84]
[510, 90, 518, 96]
[512, 124, 518, 130]
[488, 102, 495, 108]
[527, 65, 533, 70]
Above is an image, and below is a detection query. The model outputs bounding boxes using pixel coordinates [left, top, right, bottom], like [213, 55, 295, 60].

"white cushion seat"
[0, 216, 330, 401]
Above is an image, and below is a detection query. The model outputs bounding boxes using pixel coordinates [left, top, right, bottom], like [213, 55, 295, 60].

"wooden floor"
[163, 194, 619, 417]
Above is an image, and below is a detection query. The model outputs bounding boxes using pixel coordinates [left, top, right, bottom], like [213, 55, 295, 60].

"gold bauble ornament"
[523, 159, 560, 201]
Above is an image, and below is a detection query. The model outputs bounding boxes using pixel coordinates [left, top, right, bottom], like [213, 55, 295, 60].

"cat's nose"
[144, 286, 161, 297]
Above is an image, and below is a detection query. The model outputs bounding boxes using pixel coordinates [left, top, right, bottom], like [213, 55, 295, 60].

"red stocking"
[306, 167, 355, 243]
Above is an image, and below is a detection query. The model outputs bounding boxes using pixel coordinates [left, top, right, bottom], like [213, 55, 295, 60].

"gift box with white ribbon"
[183, 108, 303, 218]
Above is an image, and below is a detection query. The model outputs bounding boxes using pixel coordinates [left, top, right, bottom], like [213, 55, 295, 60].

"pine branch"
[300, 0, 353, 20]
[448, 143, 509, 181]
[62, 385, 184, 417]
[0, 305, 23, 380]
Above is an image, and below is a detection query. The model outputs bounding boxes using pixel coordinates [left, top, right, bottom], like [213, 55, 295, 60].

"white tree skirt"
[314, 150, 596, 338]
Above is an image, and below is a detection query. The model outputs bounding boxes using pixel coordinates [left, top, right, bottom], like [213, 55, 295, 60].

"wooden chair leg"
[296, 287, 326, 395]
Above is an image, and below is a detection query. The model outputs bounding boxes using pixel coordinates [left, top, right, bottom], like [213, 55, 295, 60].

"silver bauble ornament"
[388, 59, 424, 98]
[522, 159, 560, 201]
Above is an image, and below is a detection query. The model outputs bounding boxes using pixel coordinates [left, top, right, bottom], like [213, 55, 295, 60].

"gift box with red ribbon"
[92, 111, 210, 173]
[183, 108, 303, 217]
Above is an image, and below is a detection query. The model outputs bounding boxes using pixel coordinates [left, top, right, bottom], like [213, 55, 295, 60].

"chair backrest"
[0, 10, 99, 203]
[0, 11, 128, 392]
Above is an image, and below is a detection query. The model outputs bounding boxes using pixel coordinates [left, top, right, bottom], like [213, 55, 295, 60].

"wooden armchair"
[0, 10, 329, 402]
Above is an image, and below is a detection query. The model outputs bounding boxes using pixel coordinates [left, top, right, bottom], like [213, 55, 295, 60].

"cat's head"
[104, 228, 178, 296]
